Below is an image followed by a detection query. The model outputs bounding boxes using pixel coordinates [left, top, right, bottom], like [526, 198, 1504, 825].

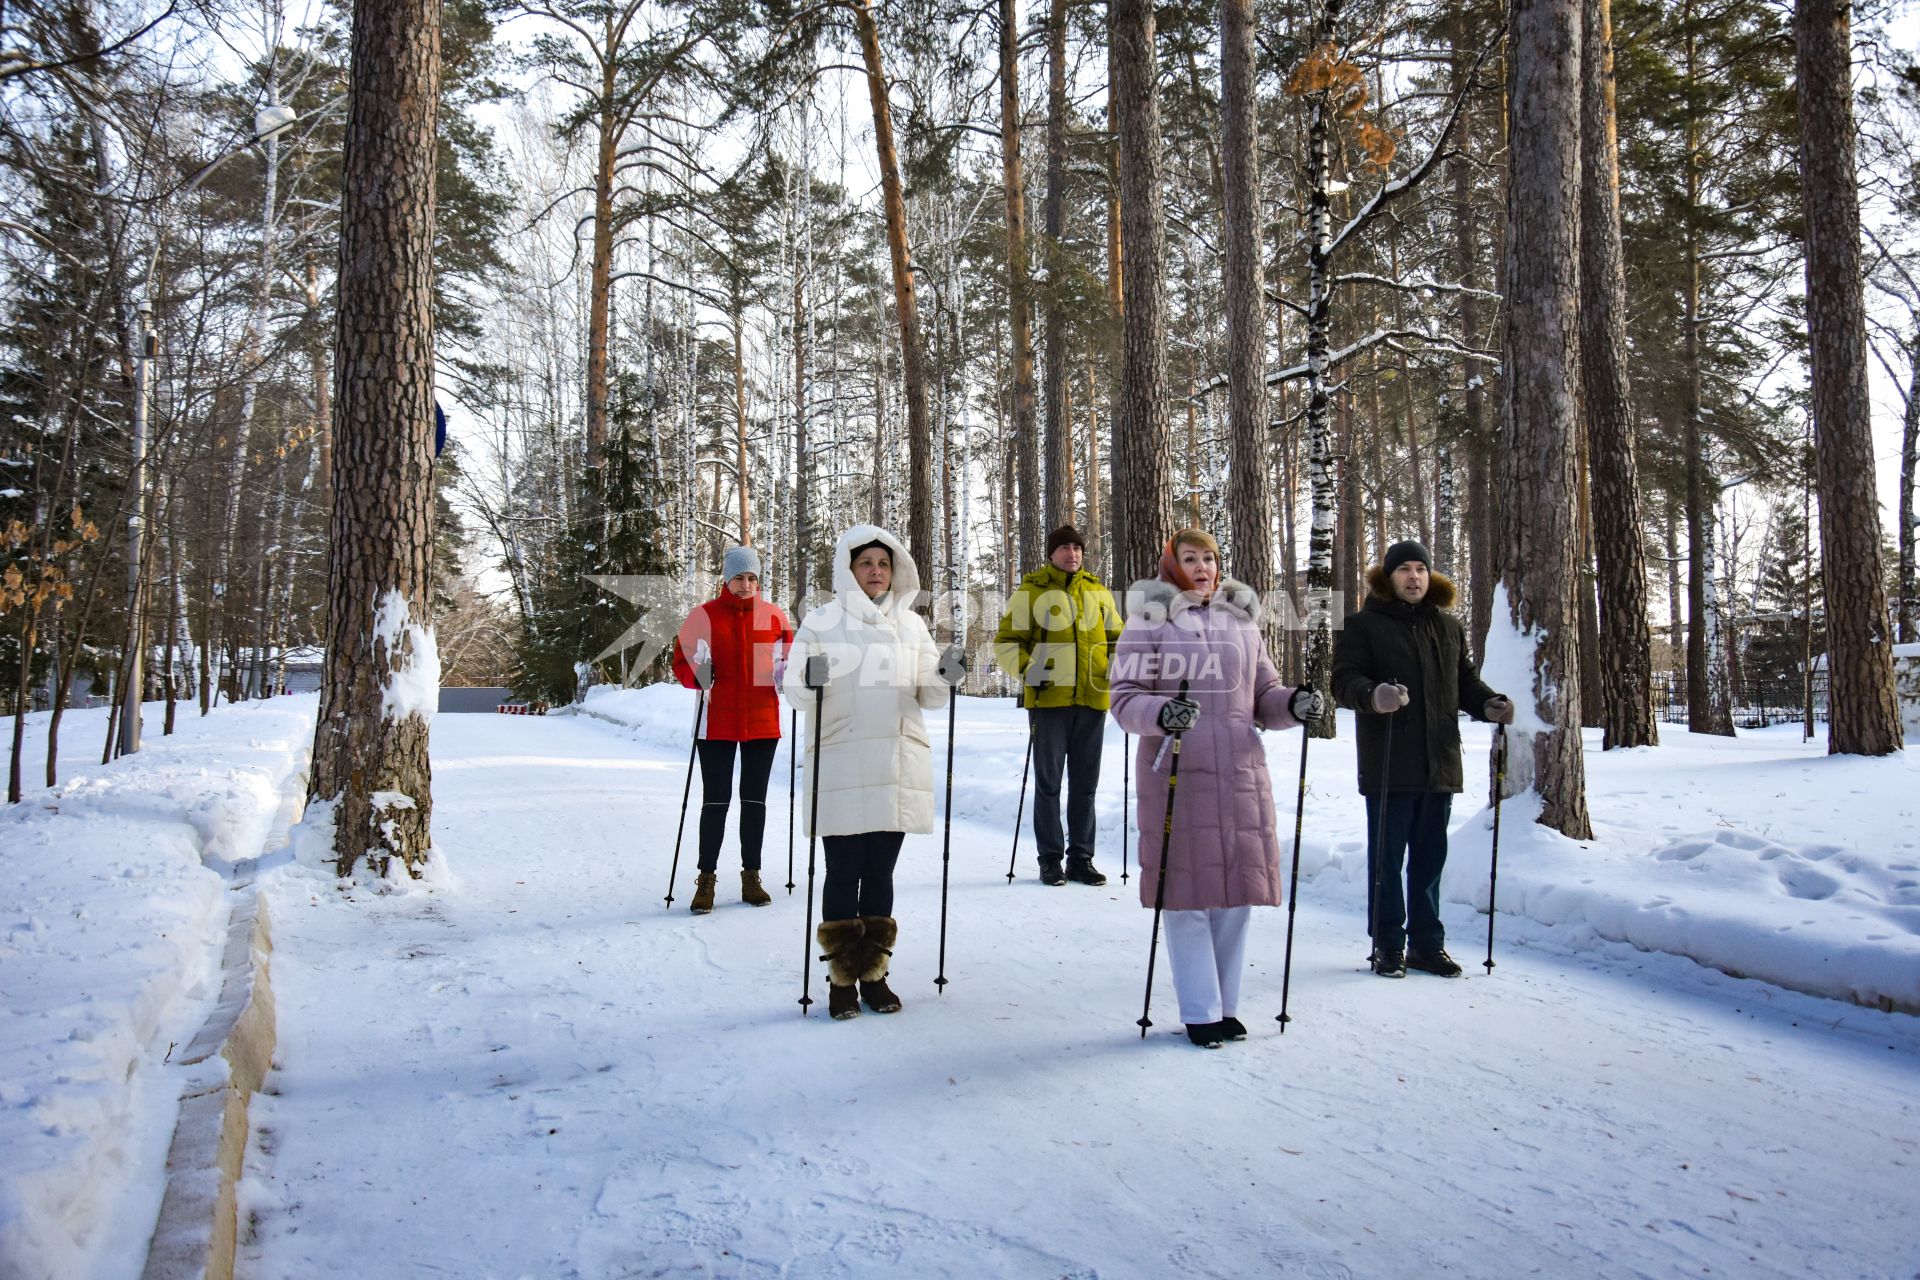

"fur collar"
[1125, 575, 1259, 622]
[1365, 565, 1457, 611]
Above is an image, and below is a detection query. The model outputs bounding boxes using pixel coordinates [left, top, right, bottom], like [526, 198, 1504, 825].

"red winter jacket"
[671, 590, 794, 741]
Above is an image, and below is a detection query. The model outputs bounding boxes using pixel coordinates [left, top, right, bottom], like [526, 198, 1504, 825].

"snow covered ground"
[0, 697, 314, 1279]
[236, 691, 1920, 1279]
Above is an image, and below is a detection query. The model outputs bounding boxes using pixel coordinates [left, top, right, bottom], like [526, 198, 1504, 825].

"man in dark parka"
[1332, 540, 1515, 978]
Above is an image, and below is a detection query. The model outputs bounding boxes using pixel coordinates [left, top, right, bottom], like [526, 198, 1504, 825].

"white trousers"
[1162, 906, 1252, 1025]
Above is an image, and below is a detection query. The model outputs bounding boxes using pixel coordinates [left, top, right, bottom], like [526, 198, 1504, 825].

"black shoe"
[1407, 947, 1463, 978]
[1372, 949, 1407, 978]
[860, 977, 902, 1013]
[1039, 858, 1067, 886]
[1065, 857, 1108, 886]
[828, 984, 861, 1019]
[1219, 1017, 1248, 1041]
[1185, 1021, 1228, 1048]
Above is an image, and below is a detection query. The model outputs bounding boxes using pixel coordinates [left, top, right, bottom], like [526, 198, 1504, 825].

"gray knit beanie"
[722, 545, 762, 581]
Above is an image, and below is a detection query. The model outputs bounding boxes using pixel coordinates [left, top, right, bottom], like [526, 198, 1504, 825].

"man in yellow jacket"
[993, 525, 1124, 885]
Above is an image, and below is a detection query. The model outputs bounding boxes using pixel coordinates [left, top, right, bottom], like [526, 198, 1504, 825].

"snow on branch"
[1331, 272, 1503, 303]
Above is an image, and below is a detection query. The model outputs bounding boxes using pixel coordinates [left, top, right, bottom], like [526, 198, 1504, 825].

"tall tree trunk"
[1899, 324, 1918, 643]
[1500, 0, 1591, 838]
[1681, 9, 1733, 737]
[794, 268, 810, 608]
[1043, 0, 1072, 538]
[584, 12, 617, 490]
[732, 306, 753, 544]
[1002, 0, 1040, 569]
[851, 0, 934, 588]
[309, 0, 442, 877]
[1106, 1, 1128, 577]
[1795, 0, 1902, 754]
[1578, 0, 1655, 748]
[1220, 0, 1275, 613]
[1111, 0, 1174, 583]
[1299, 1, 1343, 735]
[1084, 362, 1102, 552]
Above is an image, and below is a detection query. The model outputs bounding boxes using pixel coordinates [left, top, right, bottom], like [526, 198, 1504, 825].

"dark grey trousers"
[1030, 705, 1106, 864]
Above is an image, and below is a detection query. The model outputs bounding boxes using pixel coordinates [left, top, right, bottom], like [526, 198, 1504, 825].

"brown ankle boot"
[741, 869, 772, 906]
[828, 984, 861, 1019]
[857, 917, 902, 1013]
[689, 871, 716, 914]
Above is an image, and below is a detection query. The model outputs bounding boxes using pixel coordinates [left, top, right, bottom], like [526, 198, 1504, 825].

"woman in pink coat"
[1108, 529, 1326, 1048]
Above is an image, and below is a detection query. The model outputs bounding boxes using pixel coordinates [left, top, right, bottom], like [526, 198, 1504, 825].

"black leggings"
[821, 830, 906, 921]
[696, 737, 778, 872]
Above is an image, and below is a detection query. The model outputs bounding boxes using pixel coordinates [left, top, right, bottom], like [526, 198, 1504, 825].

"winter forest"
[6, 1, 1920, 1275]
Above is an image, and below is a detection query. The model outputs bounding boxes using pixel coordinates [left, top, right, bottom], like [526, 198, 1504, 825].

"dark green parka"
[1331, 568, 1501, 794]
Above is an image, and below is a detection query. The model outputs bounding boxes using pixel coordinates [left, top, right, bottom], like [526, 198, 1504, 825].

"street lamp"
[119, 102, 301, 756]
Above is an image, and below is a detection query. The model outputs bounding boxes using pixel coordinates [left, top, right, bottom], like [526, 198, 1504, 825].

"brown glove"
[1371, 681, 1410, 714]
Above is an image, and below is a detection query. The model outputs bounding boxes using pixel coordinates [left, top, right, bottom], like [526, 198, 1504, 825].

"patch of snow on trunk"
[372, 588, 439, 724]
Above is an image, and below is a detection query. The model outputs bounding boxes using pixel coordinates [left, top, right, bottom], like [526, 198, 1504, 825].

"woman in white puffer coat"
[783, 524, 964, 1020]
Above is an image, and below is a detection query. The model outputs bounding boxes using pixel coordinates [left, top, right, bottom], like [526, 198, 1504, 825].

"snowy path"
[246, 710, 1920, 1279]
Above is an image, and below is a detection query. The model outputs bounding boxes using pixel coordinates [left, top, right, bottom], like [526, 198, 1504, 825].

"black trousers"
[1365, 790, 1454, 954]
[1030, 705, 1106, 864]
[820, 830, 906, 921]
[696, 737, 778, 872]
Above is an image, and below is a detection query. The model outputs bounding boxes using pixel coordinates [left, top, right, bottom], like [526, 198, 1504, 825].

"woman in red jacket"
[671, 546, 795, 913]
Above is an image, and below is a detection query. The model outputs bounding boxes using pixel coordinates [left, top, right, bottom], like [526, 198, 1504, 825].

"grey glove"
[1483, 694, 1515, 725]
[937, 644, 968, 686]
[1371, 681, 1410, 714]
[1288, 687, 1326, 722]
[1024, 654, 1051, 689]
[693, 660, 714, 690]
[1157, 695, 1201, 734]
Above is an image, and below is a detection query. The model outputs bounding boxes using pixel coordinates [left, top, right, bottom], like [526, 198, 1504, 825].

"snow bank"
[0, 696, 316, 1280]
[573, 684, 1920, 1011]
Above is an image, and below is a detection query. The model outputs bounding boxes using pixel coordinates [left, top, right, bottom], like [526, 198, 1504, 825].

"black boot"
[1372, 948, 1407, 978]
[1038, 856, 1067, 886]
[817, 920, 865, 1019]
[1407, 947, 1463, 978]
[1219, 1016, 1248, 1041]
[1065, 856, 1107, 886]
[857, 917, 902, 1013]
[1185, 1021, 1228, 1048]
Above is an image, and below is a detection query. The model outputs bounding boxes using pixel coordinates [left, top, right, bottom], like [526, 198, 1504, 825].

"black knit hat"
[1382, 540, 1431, 575]
[848, 538, 892, 567]
[1046, 524, 1085, 556]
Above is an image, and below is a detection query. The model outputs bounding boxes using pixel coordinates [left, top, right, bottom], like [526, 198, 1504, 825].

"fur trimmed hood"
[1125, 575, 1260, 623]
[1365, 565, 1457, 611]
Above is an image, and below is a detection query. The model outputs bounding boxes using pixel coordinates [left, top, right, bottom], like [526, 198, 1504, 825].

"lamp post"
[118, 103, 300, 756]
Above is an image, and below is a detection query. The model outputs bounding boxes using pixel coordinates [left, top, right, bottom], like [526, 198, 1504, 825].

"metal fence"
[1649, 671, 1827, 730]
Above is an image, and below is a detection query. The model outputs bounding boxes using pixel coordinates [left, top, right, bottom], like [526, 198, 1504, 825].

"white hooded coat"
[782, 524, 949, 837]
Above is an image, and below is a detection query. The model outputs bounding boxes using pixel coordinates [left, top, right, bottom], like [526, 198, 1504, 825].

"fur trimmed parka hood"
[1365, 565, 1458, 611]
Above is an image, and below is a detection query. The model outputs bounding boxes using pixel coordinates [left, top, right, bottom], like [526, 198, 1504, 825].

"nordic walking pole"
[936, 671, 960, 992]
[1368, 683, 1398, 966]
[664, 686, 706, 908]
[1121, 732, 1131, 884]
[786, 707, 797, 893]
[1004, 716, 1034, 883]
[1276, 693, 1314, 1029]
[799, 655, 828, 1015]
[1484, 723, 1508, 975]
[1138, 681, 1191, 1039]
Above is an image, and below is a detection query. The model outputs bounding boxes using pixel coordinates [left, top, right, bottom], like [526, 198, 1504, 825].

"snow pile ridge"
[373, 587, 439, 723]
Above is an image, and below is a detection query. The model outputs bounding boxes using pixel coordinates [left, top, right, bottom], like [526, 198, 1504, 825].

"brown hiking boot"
[689, 871, 716, 914]
[741, 869, 772, 906]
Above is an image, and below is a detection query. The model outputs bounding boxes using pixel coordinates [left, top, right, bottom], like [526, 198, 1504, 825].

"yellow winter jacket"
[992, 563, 1124, 710]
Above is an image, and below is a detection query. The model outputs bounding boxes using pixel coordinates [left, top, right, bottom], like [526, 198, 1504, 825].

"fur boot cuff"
[857, 916, 898, 983]
[816, 918, 866, 987]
